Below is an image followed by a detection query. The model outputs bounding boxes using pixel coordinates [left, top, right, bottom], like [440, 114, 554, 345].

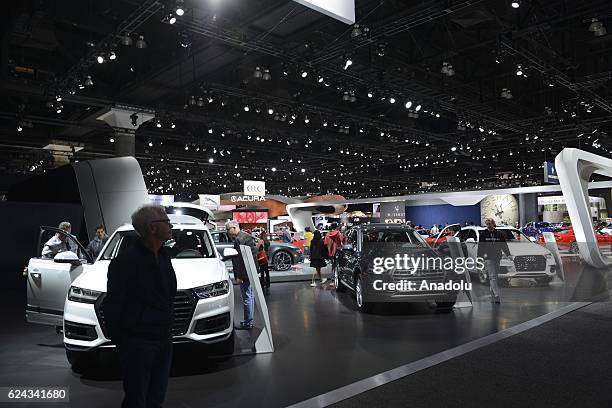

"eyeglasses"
[151, 219, 172, 226]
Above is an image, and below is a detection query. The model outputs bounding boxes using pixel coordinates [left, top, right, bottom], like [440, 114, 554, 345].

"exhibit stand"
[542, 232, 565, 281]
[446, 236, 473, 307]
[239, 245, 275, 353]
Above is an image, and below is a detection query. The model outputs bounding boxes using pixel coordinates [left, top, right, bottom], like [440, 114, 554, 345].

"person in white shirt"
[430, 224, 439, 235]
[42, 221, 75, 258]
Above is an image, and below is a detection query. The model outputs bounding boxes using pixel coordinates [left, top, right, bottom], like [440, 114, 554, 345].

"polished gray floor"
[0, 258, 608, 408]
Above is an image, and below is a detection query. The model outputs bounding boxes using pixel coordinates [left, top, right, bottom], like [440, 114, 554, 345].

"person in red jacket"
[256, 241, 270, 290]
[324, 223, 346, 285]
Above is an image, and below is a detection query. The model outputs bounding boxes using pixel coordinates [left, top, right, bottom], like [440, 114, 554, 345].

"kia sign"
[292, 0, 355, 24]
[244, 180, 266, 197]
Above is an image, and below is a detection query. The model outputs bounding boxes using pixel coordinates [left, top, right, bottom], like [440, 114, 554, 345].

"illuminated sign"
[244, 180, 266, 197]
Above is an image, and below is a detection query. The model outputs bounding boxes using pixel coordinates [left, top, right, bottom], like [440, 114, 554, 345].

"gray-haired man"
[226, 220, 258, 329]
[42, 221, 75, 258]
[103, 204, 176, 408]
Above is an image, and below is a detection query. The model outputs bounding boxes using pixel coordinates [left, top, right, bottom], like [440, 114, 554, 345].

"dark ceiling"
[1, 0, 612, 199]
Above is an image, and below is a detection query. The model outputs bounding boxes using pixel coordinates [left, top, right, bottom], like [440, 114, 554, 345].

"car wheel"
[569, 241, 579, 254]
[66, 349, 98, 374]
[355, 275, 372, 313]
[334, 269, 346, 292]
[478, 269, 489, 285]
[272, 250, 292, 271]
[535, 277, 553, 286]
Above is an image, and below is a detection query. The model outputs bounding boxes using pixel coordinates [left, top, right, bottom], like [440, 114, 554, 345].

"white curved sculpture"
[555, 148, 612, 268]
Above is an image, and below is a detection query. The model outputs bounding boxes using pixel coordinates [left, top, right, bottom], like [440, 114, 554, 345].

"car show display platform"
[0, 257, 608, 408]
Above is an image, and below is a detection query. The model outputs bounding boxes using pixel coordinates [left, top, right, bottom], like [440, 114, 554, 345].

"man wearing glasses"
[225, 221, 258, 329]
[103, 204, 177, 408]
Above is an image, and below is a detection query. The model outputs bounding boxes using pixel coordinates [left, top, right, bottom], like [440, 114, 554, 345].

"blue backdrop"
[405, 204, 481, 228]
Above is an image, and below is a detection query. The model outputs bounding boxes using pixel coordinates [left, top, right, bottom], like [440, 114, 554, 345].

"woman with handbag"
[309, 230, 328, 285]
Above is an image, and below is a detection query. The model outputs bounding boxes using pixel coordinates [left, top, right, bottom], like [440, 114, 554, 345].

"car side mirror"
[342, 243, 354, 252]
[222, 247, 239, 261]
[54, 251, 81, 266]
[465, 238, 475, 243]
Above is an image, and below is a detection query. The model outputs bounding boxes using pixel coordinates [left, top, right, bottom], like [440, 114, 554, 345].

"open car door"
[26, 226, 93, 327]
[432, 224, 462, 248]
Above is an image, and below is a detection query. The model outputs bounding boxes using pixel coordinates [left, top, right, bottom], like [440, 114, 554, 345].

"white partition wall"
[555, 148, 612, 268]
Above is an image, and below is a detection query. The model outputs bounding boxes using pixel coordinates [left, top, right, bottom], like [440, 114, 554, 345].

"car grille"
[172, 290, 197, 336]
[95, 290, 197, 338]
[194, 312, 231, 335]
[514, 255, 547, 271]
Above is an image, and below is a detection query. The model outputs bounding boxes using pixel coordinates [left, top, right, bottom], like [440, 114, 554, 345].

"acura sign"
[244, 180, 266, 197]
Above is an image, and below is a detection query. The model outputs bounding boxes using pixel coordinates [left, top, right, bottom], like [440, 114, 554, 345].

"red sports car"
[538, 227, 612, 253]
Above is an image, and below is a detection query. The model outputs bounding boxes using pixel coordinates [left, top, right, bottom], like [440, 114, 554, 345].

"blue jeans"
[240, 281, 254, 323]
[484, 259, 501, 299]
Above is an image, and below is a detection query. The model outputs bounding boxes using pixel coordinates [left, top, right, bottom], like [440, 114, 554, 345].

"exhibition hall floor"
[0, 259, 608, 408]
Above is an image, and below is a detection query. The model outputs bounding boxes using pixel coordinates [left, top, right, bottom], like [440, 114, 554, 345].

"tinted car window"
[101, 229, 216, 260]
[363, 229, 427, 246]
[496, 229, 529, 241]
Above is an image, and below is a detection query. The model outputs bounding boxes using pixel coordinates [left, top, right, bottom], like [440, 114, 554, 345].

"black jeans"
[117, 336, 173, 408]
[259, 263, 270, 288]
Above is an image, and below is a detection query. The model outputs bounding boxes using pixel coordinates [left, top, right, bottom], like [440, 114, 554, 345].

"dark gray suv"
[334, 224, 459, 312]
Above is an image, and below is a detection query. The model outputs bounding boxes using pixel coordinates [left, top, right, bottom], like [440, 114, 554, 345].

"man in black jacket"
[102, 205, 176, 408]
[477, 218, 510, 304]
[226, 221, 258, 329]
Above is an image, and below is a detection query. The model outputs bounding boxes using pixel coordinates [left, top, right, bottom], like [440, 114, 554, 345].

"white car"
[26, 214, 236, 371]
[434, 224, 557, 285]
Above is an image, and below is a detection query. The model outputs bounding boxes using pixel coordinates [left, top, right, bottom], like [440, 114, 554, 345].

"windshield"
[100, 229, 216, 260]
[363, 228, 428, 246]
[496, 229, 532, 242]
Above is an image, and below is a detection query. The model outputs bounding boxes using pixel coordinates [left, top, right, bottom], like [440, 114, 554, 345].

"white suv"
[26, 214, 236, 371]
[434, 224, 557, 285]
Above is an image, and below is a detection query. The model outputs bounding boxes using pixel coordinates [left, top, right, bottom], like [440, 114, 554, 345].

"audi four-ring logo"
[244, 181, 266, 196]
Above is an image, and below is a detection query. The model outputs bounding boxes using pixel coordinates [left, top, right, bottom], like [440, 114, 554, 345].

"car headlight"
[68, 286, 102, 304]
[193, 280, 230, 299]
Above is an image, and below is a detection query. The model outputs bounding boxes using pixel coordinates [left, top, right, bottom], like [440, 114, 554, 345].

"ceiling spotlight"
[120, 33, 132, 46]
[588, 19, 607, 37]
[318, 76, 324, 83]
[109, 51, 117, 60]
[175, 0, 185, 16]
[376, 43, 386, 57]
[405, 101, 412, 109]
[415, 104, 422, 111]
[451, 146, 457, 152]
[170, 122, 176, 129]
[163, 13, 176, 24]
[516, 64, 523, 76]
[17, 123, 23, 132]
[301, 168, 306, 173]
[268, 108, 274, 115]
[55, 102, 63, 114]
[55, 94, 62, 102]
[96, 54, 105, 64]
[343, 58, 353, 70]
[323, 121, 328, 127]
[135, 35, 147, 49]
[304, 116, 310, 124]
[441, 62, 449, 75]
[244, 105, 250, 112]
[271, 167, 277, 172]
[156, 119, 162, 128]
[351, 24, 362, 38]
[367, 91, 373, 98]
[349, 92, 357, 103]
[208, 158, 214, 164]
[197, 97, 204, 107]
[253, 66, 263, 79]
[511, 1, 520, 9]
[262, 69, 271, 81]
[301, 70, 308, 78]
[389, 97, 396, 104]
[342, 91, 350, 101]
[130, 113, 138, 127]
